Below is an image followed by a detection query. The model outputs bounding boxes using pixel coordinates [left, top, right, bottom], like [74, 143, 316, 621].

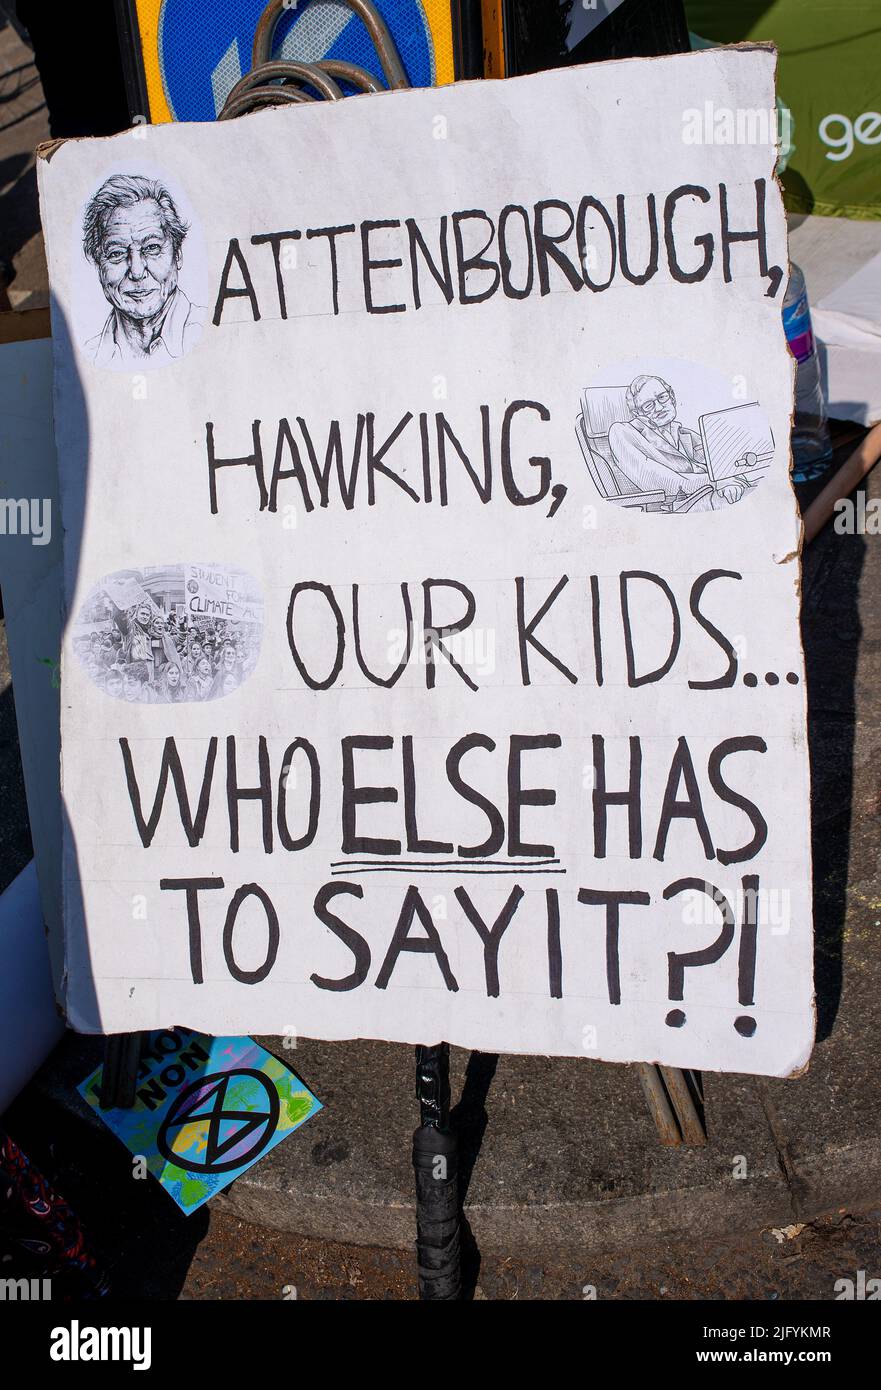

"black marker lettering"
[311, 882, 370, 991]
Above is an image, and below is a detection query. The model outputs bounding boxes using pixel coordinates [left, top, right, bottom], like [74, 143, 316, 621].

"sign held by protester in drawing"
[38, 46, 813, 1075]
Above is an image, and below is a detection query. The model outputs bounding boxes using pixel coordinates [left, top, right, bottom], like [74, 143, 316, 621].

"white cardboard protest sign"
[38, 46, 813, 1075]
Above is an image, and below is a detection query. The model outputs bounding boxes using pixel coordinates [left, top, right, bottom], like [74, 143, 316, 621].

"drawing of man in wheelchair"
[576, 372, 774, 514]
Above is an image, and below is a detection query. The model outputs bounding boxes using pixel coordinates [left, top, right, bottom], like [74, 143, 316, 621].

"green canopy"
[686, 1, 881, 219]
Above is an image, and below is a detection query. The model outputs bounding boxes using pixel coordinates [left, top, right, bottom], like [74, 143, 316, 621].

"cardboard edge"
[36, 138, 68, 164]
[767, 47, 817, 1072]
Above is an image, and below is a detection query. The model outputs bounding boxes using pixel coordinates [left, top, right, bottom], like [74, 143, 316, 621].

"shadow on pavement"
[451, 1050, 499, 1299]
[3, 1069, 209, 1298]
[797, 438, 867, 1041]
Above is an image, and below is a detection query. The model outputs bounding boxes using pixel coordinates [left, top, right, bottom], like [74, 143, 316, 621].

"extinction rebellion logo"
[157, 1069, 280, 1173]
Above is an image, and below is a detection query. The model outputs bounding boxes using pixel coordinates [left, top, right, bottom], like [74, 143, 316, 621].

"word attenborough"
[210, 177, 784, 325]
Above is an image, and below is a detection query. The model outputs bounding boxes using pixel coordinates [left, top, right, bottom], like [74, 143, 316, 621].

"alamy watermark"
[0, 1276, 52, 1300]
[0, 497, 51, 545]
[833, 495, 881, 535]
[682, 102, 792, 149]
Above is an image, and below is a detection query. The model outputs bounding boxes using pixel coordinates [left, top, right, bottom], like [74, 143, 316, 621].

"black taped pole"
[99, 1032, 144, 1110]
[413, 1042, 461, 1300]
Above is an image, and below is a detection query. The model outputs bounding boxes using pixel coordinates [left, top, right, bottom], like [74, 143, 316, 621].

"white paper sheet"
[37, 47, 813, 1074]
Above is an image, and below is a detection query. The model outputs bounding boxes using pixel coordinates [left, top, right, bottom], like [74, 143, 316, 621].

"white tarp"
[38, 46, 813, 1074]
[813, 250, 881, 426]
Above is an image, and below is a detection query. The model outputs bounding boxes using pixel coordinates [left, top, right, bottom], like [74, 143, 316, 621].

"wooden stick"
[803, 421, 881, 546]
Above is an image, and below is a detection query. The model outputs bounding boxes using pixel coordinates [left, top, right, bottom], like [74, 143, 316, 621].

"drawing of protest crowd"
[73, 564, 262, 704]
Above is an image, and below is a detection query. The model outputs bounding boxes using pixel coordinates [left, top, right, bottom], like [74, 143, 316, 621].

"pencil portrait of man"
[607, 374, 746, 511]
[81, 174, 205, 367]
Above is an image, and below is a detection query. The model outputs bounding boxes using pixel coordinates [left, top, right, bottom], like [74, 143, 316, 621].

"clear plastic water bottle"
[783, 263, 833, 482]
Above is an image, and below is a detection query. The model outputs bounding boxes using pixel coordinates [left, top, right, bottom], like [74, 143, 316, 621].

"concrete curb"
[26, 1031, 880, 1256]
